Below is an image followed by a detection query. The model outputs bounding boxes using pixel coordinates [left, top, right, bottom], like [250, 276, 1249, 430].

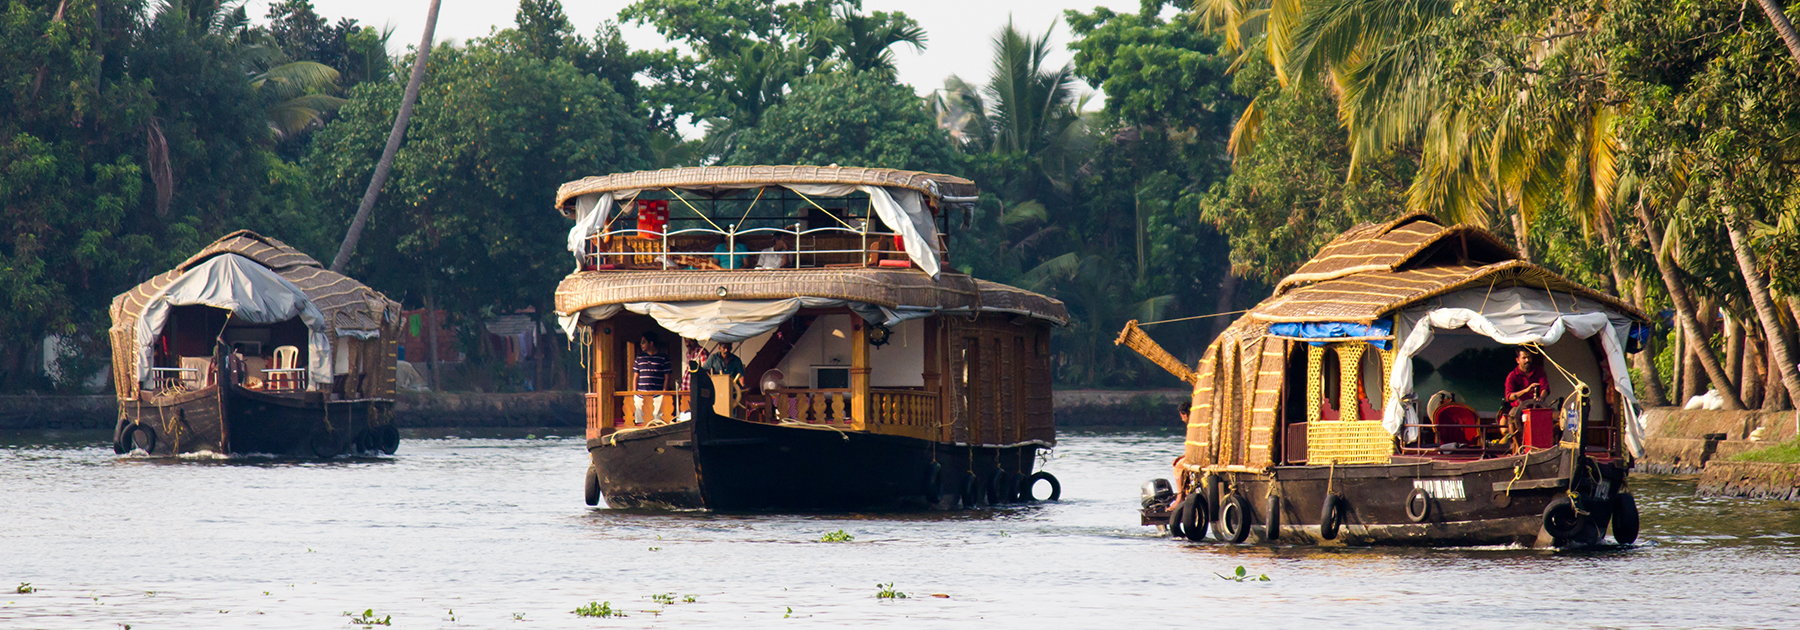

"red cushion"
[1433, 403, 1481, 443]
[876, 259, 912, 268]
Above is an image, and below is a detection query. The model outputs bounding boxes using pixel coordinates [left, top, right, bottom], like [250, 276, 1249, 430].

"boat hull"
[118, 384, 395, 458]
[1150, 447, 1629, 547]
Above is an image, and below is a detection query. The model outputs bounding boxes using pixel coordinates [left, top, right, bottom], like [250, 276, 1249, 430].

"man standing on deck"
[634, 333, 673, 424]
[705, 341, 745, 388]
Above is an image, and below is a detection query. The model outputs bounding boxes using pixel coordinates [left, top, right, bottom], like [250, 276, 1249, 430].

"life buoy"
[1219, 494, 1253, 544]
[1021, 471, 1061, 502]
[378, 425, 400, 455]
[922, 462, 943, 504]
[1263, 494, 1282, 542]
[1405, 488, 1431, 523]
[584, 465, 601, 506]
[1320, 493, 1346, 541]
[1542, 496, 1583, 540]
[1611, 493, 1639, 545]
[123, 423, 156, 455]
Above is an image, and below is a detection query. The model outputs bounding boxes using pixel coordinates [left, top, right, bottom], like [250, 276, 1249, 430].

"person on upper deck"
[1502, 347, 1549, 416]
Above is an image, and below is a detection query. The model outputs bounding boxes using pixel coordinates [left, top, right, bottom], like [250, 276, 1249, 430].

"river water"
[3, 427, 1798, 629]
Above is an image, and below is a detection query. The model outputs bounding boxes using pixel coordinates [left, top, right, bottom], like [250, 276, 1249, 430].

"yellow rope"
[667, 189, 726, 232]
[791, 189, 857, 230]
[734, 186, 766, 228]
[1137, 309, 1251, 327]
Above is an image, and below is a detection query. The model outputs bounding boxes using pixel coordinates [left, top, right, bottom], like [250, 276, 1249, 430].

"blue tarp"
[1267, 319, 1394, 350]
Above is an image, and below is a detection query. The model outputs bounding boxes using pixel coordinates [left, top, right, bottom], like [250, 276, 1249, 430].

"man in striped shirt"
[634, 333, 673, 424]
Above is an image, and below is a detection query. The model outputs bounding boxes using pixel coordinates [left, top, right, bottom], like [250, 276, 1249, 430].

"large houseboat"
[108, 231, 402, 458]
[553, 166, 1067, 510]
[1125, 214, 1648, 547]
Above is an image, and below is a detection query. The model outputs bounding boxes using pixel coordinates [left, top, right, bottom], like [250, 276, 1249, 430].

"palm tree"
[808, 7, 926, 79]
[249, 61, 347, 140]
[330, 0, 443, 273]
[1755, 0, 1800, 65]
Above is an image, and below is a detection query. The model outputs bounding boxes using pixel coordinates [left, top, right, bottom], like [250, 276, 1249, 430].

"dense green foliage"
[728, 72, 952, 172]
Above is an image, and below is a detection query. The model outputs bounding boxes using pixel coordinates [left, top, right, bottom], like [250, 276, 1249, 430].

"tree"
[727, 72, 953, 172]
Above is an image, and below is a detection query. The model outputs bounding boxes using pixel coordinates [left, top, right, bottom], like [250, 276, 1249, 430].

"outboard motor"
[1141, 478, 1175, 510]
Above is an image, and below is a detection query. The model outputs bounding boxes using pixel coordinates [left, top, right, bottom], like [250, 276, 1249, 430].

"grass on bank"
[1730, 437, 1800, 464]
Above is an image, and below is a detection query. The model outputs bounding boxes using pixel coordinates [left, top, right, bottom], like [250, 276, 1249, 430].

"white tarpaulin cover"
[1381, 287, 1644, 457]
[135, 254, 333, 387]
[556, 297, 933, 342]
[565, 184, 942, 277]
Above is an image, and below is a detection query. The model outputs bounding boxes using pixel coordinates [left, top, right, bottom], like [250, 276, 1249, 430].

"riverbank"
[1639, 407, 1798, 473]
[0, 389, 1192, 431]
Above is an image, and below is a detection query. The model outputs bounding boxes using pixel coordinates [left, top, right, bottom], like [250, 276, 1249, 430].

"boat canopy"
[131, 253, 333, 386]
[1384, 286, 1644, 456]
[556, 166, 981, 279]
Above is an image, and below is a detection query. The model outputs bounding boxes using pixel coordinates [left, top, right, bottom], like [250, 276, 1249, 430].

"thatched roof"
[555, 268, 1068, 325]
[554, 165, 980, 217]
[110, 230, 400, 335]
[1250, 216, 1644, 324]
[1276, 213, 1517, 292]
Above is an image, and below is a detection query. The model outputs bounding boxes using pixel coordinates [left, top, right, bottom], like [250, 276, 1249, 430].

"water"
[3, 428, 1798, 629]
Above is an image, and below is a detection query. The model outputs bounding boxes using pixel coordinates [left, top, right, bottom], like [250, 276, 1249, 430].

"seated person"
[712, 241, 752, 269]
[1501, 347, 1549, 439]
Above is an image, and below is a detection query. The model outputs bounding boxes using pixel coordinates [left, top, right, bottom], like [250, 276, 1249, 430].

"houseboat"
[1125, 214, 1648, 547]
[553, 165, 1067, 510]
[108, 231, 403, 457]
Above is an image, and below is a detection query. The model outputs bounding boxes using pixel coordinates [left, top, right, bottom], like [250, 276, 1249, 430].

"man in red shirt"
[1501, 348, 1549, 443]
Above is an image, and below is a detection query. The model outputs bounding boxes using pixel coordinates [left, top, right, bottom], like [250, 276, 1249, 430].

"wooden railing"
[601, 390, 690, 434]
[766, 388, 855, 425]
[869, 389, 938, 437]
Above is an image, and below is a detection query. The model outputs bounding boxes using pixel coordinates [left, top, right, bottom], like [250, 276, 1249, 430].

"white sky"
[244, 0, 1146, 98]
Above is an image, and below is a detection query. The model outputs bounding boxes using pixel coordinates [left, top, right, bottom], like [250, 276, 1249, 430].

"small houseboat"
[1125, 214, 1648, 547]
[553, 166, 1067, 510]
[108, 231, 403, 457]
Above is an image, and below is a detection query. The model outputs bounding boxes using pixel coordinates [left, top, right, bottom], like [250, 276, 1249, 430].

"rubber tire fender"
[1171, 492, 1210, 542]
[308, 427, 339, 459]
[1542, 496, 1584, 541]
[1405, 488, 1431, 523]
[1167, 494, 1190, 539]
[922, 461, 943, 504]
[1320, 493, 1346, 541]
[1021, 471, 1061, 502]
[988, 468, 1012, 505]
[1263, 494, 1282, 542]
[378, 425, 401, 455]
[1611, 493, 1639, 545]
[1218, 494, 1253, 544]
[584, 464, 602, 507]
[124, 423, 157, 456]
[113, 417, 133, 455]
[961, 473, 981, 509]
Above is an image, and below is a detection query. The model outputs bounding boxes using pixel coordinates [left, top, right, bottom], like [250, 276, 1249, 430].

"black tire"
[1172, 493, 1210, 542]
[308, 428, 339, 459]
[1405, 488, 1431, 523]
[584, 465, 601, 506]
[1218, 494, 1253, 544]
[1320, 493, 1345, 541]
[922, 461, 943, 504]
[988, 468, 1012, 505]
[125, 424, 157, 455]
[1542, 496, 1584, 541]
[962, 473, 981, 509]
[1612, 493, 1640, 545]
[1167, 494, 1188, 539]
[1021, 471, 1061, 502]
[1263, 494, 1282, 542]
[113, 418, 132, 455]
[378, 425, 400, 455]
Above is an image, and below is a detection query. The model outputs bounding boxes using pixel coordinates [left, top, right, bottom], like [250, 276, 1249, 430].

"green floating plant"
[573, 601, 626, 618]
[818, 530, 855, 543]
[875, 583, 907, 599]
[1215, 566, 1271, 582]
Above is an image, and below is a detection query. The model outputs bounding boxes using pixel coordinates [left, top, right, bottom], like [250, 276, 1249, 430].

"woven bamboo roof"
[1276, 213, 1517, 293]
[1249, 216, 1644, 324]
[556, 268, 1067, 325]
[554, 165, 980, 217]
[110, 231, 400, 335]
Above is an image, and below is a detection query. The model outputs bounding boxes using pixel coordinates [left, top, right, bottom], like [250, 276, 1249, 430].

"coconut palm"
[250, 61, 347, 140]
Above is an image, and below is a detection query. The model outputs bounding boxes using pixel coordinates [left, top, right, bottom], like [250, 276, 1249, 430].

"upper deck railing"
[580, 224, 944, 272]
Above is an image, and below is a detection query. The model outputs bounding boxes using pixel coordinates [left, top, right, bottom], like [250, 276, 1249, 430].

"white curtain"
[564, 185, 942, 277]
[135, 254, 333, 386]
[1382, 306, 1645, 457]
[555, 297, 938, 341]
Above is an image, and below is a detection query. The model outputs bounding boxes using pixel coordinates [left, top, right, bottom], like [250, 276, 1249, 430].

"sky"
[243, 0, 1148, 98]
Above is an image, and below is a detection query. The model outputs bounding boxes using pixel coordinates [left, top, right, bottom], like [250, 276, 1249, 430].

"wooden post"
[922, 317, 942, 440]
[593, 323, 616, 438]
[851, 317, 870, 431]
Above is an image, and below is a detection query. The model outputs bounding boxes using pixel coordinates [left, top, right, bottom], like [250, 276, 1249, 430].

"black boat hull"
[118, 383, 395, 458]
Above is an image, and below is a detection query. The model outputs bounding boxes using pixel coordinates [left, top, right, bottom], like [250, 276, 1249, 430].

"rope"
[1136, 309, 1250, 327]
[791, 189, 857, 230]
[734, 186, 766, 228]
[667, 188, 726, 232]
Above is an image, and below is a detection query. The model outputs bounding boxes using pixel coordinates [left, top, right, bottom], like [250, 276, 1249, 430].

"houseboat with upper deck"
[553, 165, 1068, 510]
[108, 231, 403, 458]
[1124, 214, 1648, 547]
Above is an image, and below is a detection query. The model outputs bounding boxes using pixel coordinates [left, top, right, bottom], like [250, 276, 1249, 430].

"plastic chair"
[272, 345, 300, 391]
